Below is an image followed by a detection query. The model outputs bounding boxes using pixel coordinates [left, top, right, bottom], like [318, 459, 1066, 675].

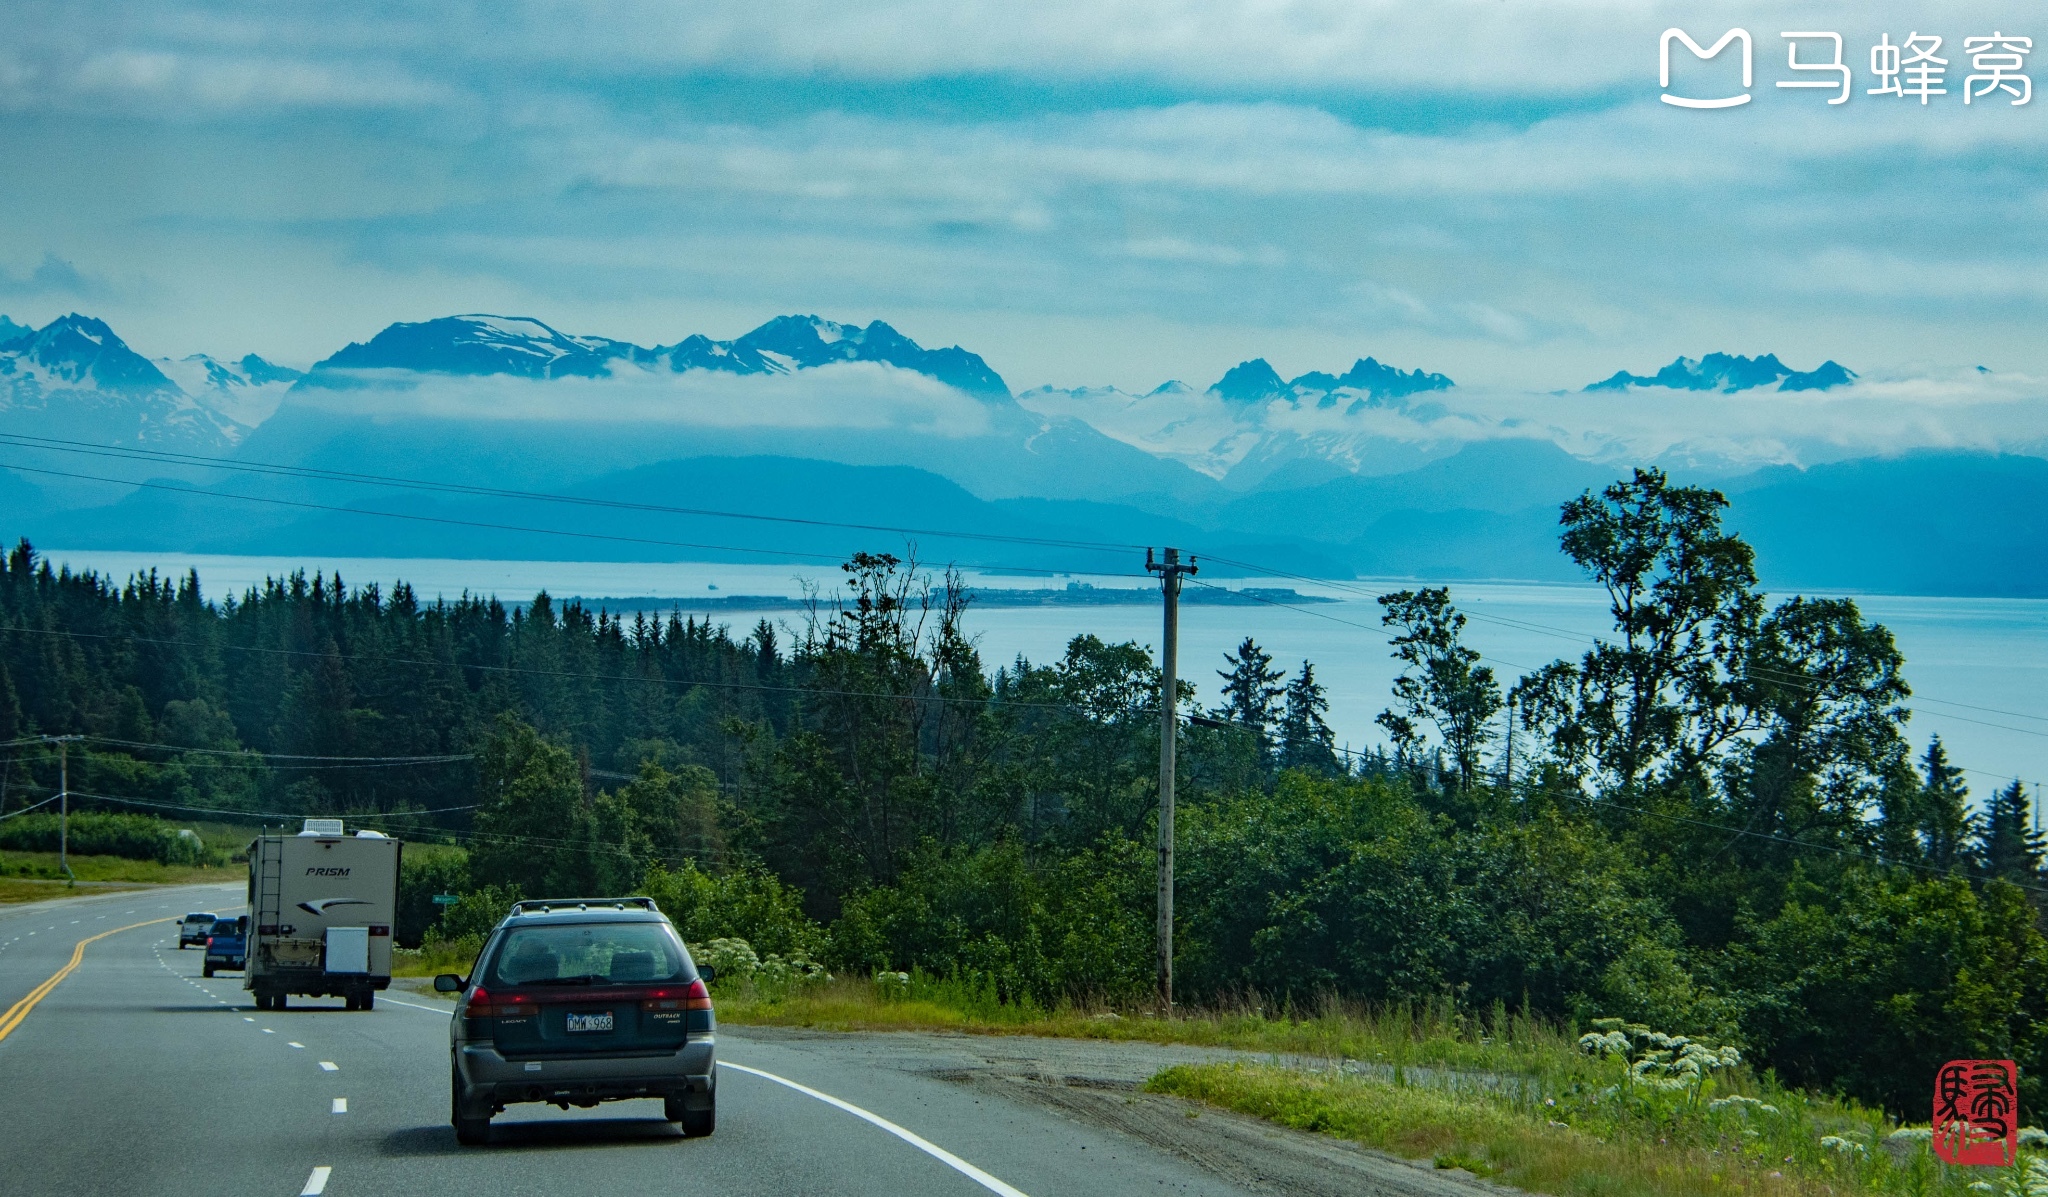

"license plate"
[565, 1012, 615, 1033]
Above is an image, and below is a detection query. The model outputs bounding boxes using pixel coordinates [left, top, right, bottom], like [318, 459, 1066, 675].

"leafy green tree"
[1727, 868, 2048, 1116]
[1376, 587, 1500, 788]
[1977, 780, 2045, 886]
[996, 635, 1162, 845]
[1724, 596, 1910, 852]
[1514, 469, 1760, 791]
[470, 716, 618, 898]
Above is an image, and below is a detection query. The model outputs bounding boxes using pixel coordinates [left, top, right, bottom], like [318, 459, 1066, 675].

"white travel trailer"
[245, 819, 402, 1010]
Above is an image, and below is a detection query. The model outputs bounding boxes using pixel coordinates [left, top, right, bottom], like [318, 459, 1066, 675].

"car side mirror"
[699, 964, 715, 984]
[433, 973, 465, 993]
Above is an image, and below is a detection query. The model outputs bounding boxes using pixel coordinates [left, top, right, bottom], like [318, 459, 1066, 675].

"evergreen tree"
[0, 657, 19, 742]
[1277, 661, 1339, 774]
[1917, 737, 1976, 871]
[1977, 780, 2044, 885]
[1214, 637, 1285, 740]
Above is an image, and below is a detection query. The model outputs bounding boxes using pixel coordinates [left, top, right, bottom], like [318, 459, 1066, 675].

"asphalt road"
[0, 882, 1470, 1197]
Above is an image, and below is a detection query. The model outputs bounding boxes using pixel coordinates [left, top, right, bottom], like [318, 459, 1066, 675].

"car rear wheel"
[668, 1094, 715, 1136]
[203, 964, 215, 977]
[452, 1067, 491, 1145]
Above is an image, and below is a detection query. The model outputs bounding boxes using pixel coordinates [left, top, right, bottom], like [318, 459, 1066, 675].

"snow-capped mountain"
[311, 315, 652, 380]
[303, 313, 1010, 397]
[154, 353, 304, 429]
[0, 314, 247, 449]
[1018, 354, 1460, 485]
[1209, 356, 1453, 409]
[1587, 353, 1854, 393]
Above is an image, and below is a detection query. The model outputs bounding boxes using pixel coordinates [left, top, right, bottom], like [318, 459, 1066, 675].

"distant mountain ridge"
[1587, 352, 1854, 394]
[1209, 355, 1454, 409]
[0, 313, 248, 449]
[307, 313, 1011, 397]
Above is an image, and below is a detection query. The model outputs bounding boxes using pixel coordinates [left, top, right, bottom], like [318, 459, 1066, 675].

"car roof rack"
[507, 897, 661, 916]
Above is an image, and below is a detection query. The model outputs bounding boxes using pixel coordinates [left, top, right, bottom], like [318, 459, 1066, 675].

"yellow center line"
[0, 918, 174, 1042]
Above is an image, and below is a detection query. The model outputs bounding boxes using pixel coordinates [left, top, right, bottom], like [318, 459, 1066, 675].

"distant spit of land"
[559, 583, 1340, 613]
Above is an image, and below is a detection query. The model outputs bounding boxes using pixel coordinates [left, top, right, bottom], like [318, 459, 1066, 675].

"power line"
[0, 432, 1145, 556]
[66, 790, 480, 822]
[0, 620, 1097, 718]
[1191, 551, 2048, 739]
[73, 735, 472, 764]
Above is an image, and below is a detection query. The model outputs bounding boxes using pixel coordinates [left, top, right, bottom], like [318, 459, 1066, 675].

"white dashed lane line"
[300, 1165, 332, 1195]
[332, 1098, 347, 1114]
[289, 1042, 305, 1049]
[319, 1061, 339, 1072]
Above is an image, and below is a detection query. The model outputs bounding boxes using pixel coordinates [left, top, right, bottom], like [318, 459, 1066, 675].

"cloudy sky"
[1, 0, 2043, 392]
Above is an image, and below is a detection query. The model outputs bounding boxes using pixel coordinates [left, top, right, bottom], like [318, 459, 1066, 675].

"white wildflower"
[1709, 1095, 1781, 1116]
[1819, 1135, 1868, 1157]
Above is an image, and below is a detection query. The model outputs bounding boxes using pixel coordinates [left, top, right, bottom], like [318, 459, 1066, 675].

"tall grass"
[1148, 1060, 1992, 1197]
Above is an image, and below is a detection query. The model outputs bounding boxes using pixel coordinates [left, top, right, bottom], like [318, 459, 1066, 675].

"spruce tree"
[1215, 637, 1285, 738]
[1977, 780, 2044, 885]
[1277, 660, 1339, 773]
[1917, 736, 1977, 871]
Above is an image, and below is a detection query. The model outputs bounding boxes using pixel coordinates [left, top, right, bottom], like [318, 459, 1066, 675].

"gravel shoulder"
[726, 1025, 1519, 1197]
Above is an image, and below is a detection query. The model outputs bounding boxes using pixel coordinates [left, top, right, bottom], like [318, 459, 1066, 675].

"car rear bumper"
[456, 1039, 716, 1108]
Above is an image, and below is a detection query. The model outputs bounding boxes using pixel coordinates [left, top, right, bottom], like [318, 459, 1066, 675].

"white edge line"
[723, 1062, 1029, 1197]
[381, 996, 455, 1014]
[300, 1165, 332, 1195]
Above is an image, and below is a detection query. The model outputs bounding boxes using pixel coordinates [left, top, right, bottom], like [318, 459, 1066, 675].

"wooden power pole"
[1146, 547, 1197, 1012]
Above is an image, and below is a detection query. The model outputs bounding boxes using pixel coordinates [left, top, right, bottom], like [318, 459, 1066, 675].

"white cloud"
[294, 361, 997, 437]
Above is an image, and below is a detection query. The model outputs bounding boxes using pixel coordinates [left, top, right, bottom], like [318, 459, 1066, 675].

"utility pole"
[1145, 547, 1197, 1013]
[1501, 693, 1514, 791]
[39, 735, 83, 883]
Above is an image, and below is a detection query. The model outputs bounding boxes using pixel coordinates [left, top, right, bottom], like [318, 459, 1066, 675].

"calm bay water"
[46, 550, 2048, 796]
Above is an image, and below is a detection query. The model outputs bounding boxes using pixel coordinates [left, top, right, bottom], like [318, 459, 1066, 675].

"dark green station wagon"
[437, 898, 716, 1144]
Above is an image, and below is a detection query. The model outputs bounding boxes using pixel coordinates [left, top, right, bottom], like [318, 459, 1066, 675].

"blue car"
[203, 916, 247, 977]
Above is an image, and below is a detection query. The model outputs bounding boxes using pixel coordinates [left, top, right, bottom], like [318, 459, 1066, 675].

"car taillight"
[467, 988, 532, 1018]
[639, 979, 713, 1012]
[205, 937, 214, 948]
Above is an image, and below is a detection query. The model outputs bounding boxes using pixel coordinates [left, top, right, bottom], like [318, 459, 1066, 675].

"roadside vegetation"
[0, 850, 241, 888]
[6, 468, 2046, 1131]
[1144, 1054, 2025, 1197]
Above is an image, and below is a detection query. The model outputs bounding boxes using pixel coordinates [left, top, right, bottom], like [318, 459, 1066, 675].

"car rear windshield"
[484, 923, 689, 987]
[185, 914, 215, 922]
[210, 921, 239, 935]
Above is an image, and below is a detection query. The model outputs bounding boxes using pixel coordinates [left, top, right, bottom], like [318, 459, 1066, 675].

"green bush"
[0, 812, 207, 865]
[828, 837, 1152, 1006]
[643, 860, 824, 959]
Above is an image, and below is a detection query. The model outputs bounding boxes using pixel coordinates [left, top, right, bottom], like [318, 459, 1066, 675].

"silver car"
[178, 912, 219, 948]
[436, 898, 716, 1145]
